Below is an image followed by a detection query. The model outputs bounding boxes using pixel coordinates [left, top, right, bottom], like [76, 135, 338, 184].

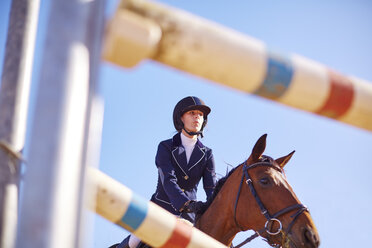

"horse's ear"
[251, 134, 267, 162]
[275, 150, 295, 168]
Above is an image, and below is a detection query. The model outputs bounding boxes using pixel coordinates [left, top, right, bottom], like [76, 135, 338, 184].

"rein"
[231, 161, 308, 248]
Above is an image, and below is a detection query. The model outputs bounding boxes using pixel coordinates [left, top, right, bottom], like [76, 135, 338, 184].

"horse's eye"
[259, 177, 270, 186]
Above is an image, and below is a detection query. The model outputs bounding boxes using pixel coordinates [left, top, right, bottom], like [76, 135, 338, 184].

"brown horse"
[194, 134, 320, 247]
[116, 134, 319, 248]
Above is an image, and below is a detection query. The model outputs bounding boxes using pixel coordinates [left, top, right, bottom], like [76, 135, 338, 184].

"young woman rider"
[114, 96, 217, 248]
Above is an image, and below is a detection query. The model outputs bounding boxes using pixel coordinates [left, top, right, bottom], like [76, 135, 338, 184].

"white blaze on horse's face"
[268, 168, 289, 189]
[181, 110, 204, 133]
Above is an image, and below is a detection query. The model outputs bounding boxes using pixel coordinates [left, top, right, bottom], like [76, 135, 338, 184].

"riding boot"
[118, 235, 131, 248]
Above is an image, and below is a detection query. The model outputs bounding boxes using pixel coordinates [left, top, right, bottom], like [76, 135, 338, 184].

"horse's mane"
[195, 165, 239, 221]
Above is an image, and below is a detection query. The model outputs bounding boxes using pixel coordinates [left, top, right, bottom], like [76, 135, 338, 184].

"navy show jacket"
[150, 132, 216, 222]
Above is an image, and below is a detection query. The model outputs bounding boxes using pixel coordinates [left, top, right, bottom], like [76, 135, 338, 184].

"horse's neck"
[195, 170, 243, 245]
[195, 195, 239, 245]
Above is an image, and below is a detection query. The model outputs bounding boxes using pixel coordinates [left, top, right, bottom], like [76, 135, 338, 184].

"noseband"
[232, 161, 308, 248]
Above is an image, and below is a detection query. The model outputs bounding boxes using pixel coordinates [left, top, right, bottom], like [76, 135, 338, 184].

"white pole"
[86, 168, 228, 248]
[0, 0, 40, 247]
[104, 0, 372, 132]
[16, 0, 104, 247]
[78, 0, 106, 246]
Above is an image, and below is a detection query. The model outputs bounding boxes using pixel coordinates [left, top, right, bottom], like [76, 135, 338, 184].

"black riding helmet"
[173, 96, 211, 137]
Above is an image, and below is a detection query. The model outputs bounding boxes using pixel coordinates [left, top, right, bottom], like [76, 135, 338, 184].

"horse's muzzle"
[302, 226, 320, 248]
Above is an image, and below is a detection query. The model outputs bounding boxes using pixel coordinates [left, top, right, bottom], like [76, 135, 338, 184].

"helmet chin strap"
[183, 128, 204, 138]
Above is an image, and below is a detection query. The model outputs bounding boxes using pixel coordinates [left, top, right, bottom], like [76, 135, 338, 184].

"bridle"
[231, 160, 309, 248]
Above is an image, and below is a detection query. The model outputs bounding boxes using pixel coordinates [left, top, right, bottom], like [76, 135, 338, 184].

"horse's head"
[234, 134, 320, 247]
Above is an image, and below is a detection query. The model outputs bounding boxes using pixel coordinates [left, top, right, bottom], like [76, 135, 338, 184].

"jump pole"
[0, 0, 40, 247]
[87, 168, 227, 248]
[16, 0, 105, 247]
[103, 0, 372, 132]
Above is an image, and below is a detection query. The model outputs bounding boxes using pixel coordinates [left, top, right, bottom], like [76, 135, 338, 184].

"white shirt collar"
[180, 132, 197, 147]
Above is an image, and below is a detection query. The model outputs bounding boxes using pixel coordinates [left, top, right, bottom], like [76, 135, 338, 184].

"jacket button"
[181, 188, 185, 192]
[184, 175, 189, 180]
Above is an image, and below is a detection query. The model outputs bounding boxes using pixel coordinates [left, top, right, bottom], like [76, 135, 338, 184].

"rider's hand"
[182, 200, 204, 213]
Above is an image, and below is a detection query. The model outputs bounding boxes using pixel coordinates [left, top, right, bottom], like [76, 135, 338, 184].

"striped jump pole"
[103, 0, 372, 132]
[87, 168, 227, 248]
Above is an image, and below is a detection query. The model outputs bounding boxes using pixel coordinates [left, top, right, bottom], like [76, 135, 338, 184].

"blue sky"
[1, 0, 372, 247]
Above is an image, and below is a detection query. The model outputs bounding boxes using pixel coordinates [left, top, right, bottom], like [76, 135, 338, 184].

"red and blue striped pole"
[87, 168, 227, 248]
[103, 0, 372, 132]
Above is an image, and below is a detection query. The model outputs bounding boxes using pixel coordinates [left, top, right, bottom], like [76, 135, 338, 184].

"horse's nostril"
[303, 227, 320, 248]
